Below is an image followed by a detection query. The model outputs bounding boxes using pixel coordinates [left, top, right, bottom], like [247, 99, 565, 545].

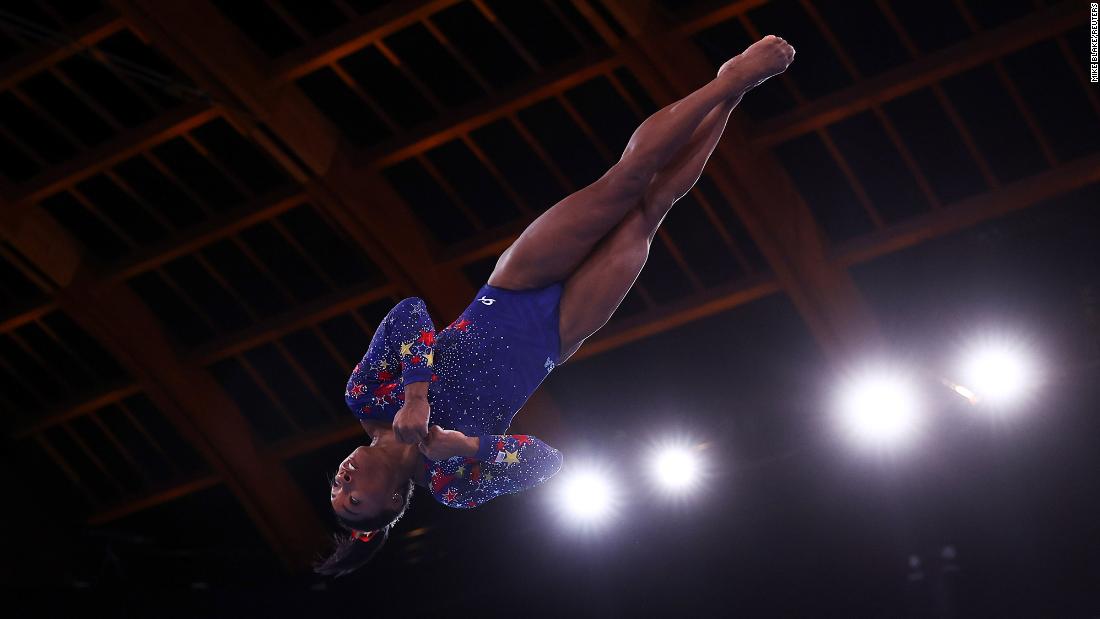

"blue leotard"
[345, 283, 565, 509]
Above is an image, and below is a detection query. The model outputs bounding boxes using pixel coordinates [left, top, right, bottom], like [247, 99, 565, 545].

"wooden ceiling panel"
[210, 0, 305, 57]
[426, 140, 523, 227]
[0, 244, 49, 309]
[810, 0, 911, 77]
[431, 2, 536, 88]
[295, 67, 394, 146]
[516, 97, 607, 188]
[773, 131, 878, 243]
[337, 45, 439, 129]
[380, 158, 477, 245]
[125, 270, 215, 343]
[660, 192, 753, 288]
[483, 0, 597, 66]
[0, 89, 79, 163]
[823, 110, 934, 225]
[1002, 37, 1100, 162]
[941, 65, 1053, 182]
[468, 118, 568, 211]
[881, 88, 993, 203]
[95, 483, 283, 584]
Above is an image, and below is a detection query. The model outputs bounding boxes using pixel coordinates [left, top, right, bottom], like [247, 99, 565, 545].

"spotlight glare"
[836, 368, 922, 450]
[650, 444, 702, 493]
[957, 338, 1036, 408]
[555, 465, 616, 527]
[949, 382, 978, 404]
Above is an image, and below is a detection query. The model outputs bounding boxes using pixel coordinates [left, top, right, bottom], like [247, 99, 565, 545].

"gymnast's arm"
[344, 297, 436, 436]
[422, 429, 564, 509]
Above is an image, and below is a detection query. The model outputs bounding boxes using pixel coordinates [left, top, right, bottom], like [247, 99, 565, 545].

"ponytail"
[314, 479, 414, 577]
[314, 525, 391, 577]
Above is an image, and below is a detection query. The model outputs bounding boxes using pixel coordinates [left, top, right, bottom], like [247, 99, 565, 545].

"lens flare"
[836, 366, 923, 450]
[552, 462, 618, 528]
[956, 337, 1037, 408]
[649, 443, 703, 494]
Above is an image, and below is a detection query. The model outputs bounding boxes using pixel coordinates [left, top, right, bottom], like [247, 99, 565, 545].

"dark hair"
[314, 478, 415, 577]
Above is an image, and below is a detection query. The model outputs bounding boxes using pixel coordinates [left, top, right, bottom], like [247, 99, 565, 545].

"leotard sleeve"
[345, 297, 436, 421]
[426, 435, 563, 509]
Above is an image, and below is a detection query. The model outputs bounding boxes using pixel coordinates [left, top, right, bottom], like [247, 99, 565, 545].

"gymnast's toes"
[718, 34, 795, 84]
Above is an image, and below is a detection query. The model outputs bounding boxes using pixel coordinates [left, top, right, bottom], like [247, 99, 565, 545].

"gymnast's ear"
[314, 525, 391, 577]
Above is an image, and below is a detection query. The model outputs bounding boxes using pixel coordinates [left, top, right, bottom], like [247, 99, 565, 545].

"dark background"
[1, 0, 1098, 616]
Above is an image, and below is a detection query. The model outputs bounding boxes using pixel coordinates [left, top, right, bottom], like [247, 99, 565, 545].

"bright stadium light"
[649, 442, 703, 494]
[553, 463, 617, 528]
[835, 367, 923, 450]
[956, 336, 1037, 408]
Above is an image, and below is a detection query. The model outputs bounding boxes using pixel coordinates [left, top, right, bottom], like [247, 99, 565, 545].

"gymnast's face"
[330, 445, 405, 520]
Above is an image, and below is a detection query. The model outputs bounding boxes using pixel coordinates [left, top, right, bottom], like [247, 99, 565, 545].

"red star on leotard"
[443, 488, 458, 503]
[348, 384, 366, 397]
[452, 319, 471, 331]
[377, 370, 393, 381]
[514, 435, 532, 446]
[373, 382, 398, 397]
[419, 330, 435, 346]
[431, 471, 456, 493]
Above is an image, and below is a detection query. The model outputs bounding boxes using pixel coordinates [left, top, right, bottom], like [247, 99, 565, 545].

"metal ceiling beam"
[361, 51, 621, 170]
[0, 299, 55, 334]
[0, 206, 82, 289]
[359, 0, 1079, 175]
[189, 282, 398, 365]
[114, 0, 474, 319]
[106, 186, 307, 282]
[10, 100, 218, 207]
[835, 150, 1100, 266]
[0, 11, 127, 92]
[12, 381, 139, 438]
[0, 205, 327, 569]
[56, 279, 328, 568]
[574, 275, 781, 360]
[270, 0, 463, 83]
[751, 0, 1080, 147]
[88, 473, 220, 525]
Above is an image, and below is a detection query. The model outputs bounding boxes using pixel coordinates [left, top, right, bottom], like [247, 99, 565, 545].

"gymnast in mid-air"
[317, 35, 795, 576]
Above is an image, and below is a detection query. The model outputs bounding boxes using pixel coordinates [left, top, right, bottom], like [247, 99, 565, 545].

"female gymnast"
[316, 35, 795, 576]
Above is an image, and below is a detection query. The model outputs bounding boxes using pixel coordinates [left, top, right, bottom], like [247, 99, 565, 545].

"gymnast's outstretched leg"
[556, 37, 796, 362]
[487, 35, 795, 292]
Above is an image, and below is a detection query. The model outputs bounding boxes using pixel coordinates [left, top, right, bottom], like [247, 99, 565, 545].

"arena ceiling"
[0, 0, 1096, 601]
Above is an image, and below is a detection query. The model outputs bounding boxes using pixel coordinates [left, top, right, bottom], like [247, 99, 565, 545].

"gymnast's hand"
[393, 381, 430, 443]
[418, 425, 479, 461]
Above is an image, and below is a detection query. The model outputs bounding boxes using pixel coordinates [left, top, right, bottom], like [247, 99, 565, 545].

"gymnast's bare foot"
[718, 35, 795, 90]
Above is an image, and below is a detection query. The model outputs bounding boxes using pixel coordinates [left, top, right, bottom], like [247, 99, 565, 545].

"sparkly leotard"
[345, 283, 565, 509]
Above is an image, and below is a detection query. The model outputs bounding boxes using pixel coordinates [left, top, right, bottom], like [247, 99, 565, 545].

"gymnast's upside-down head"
[315, 442, 416, 576]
